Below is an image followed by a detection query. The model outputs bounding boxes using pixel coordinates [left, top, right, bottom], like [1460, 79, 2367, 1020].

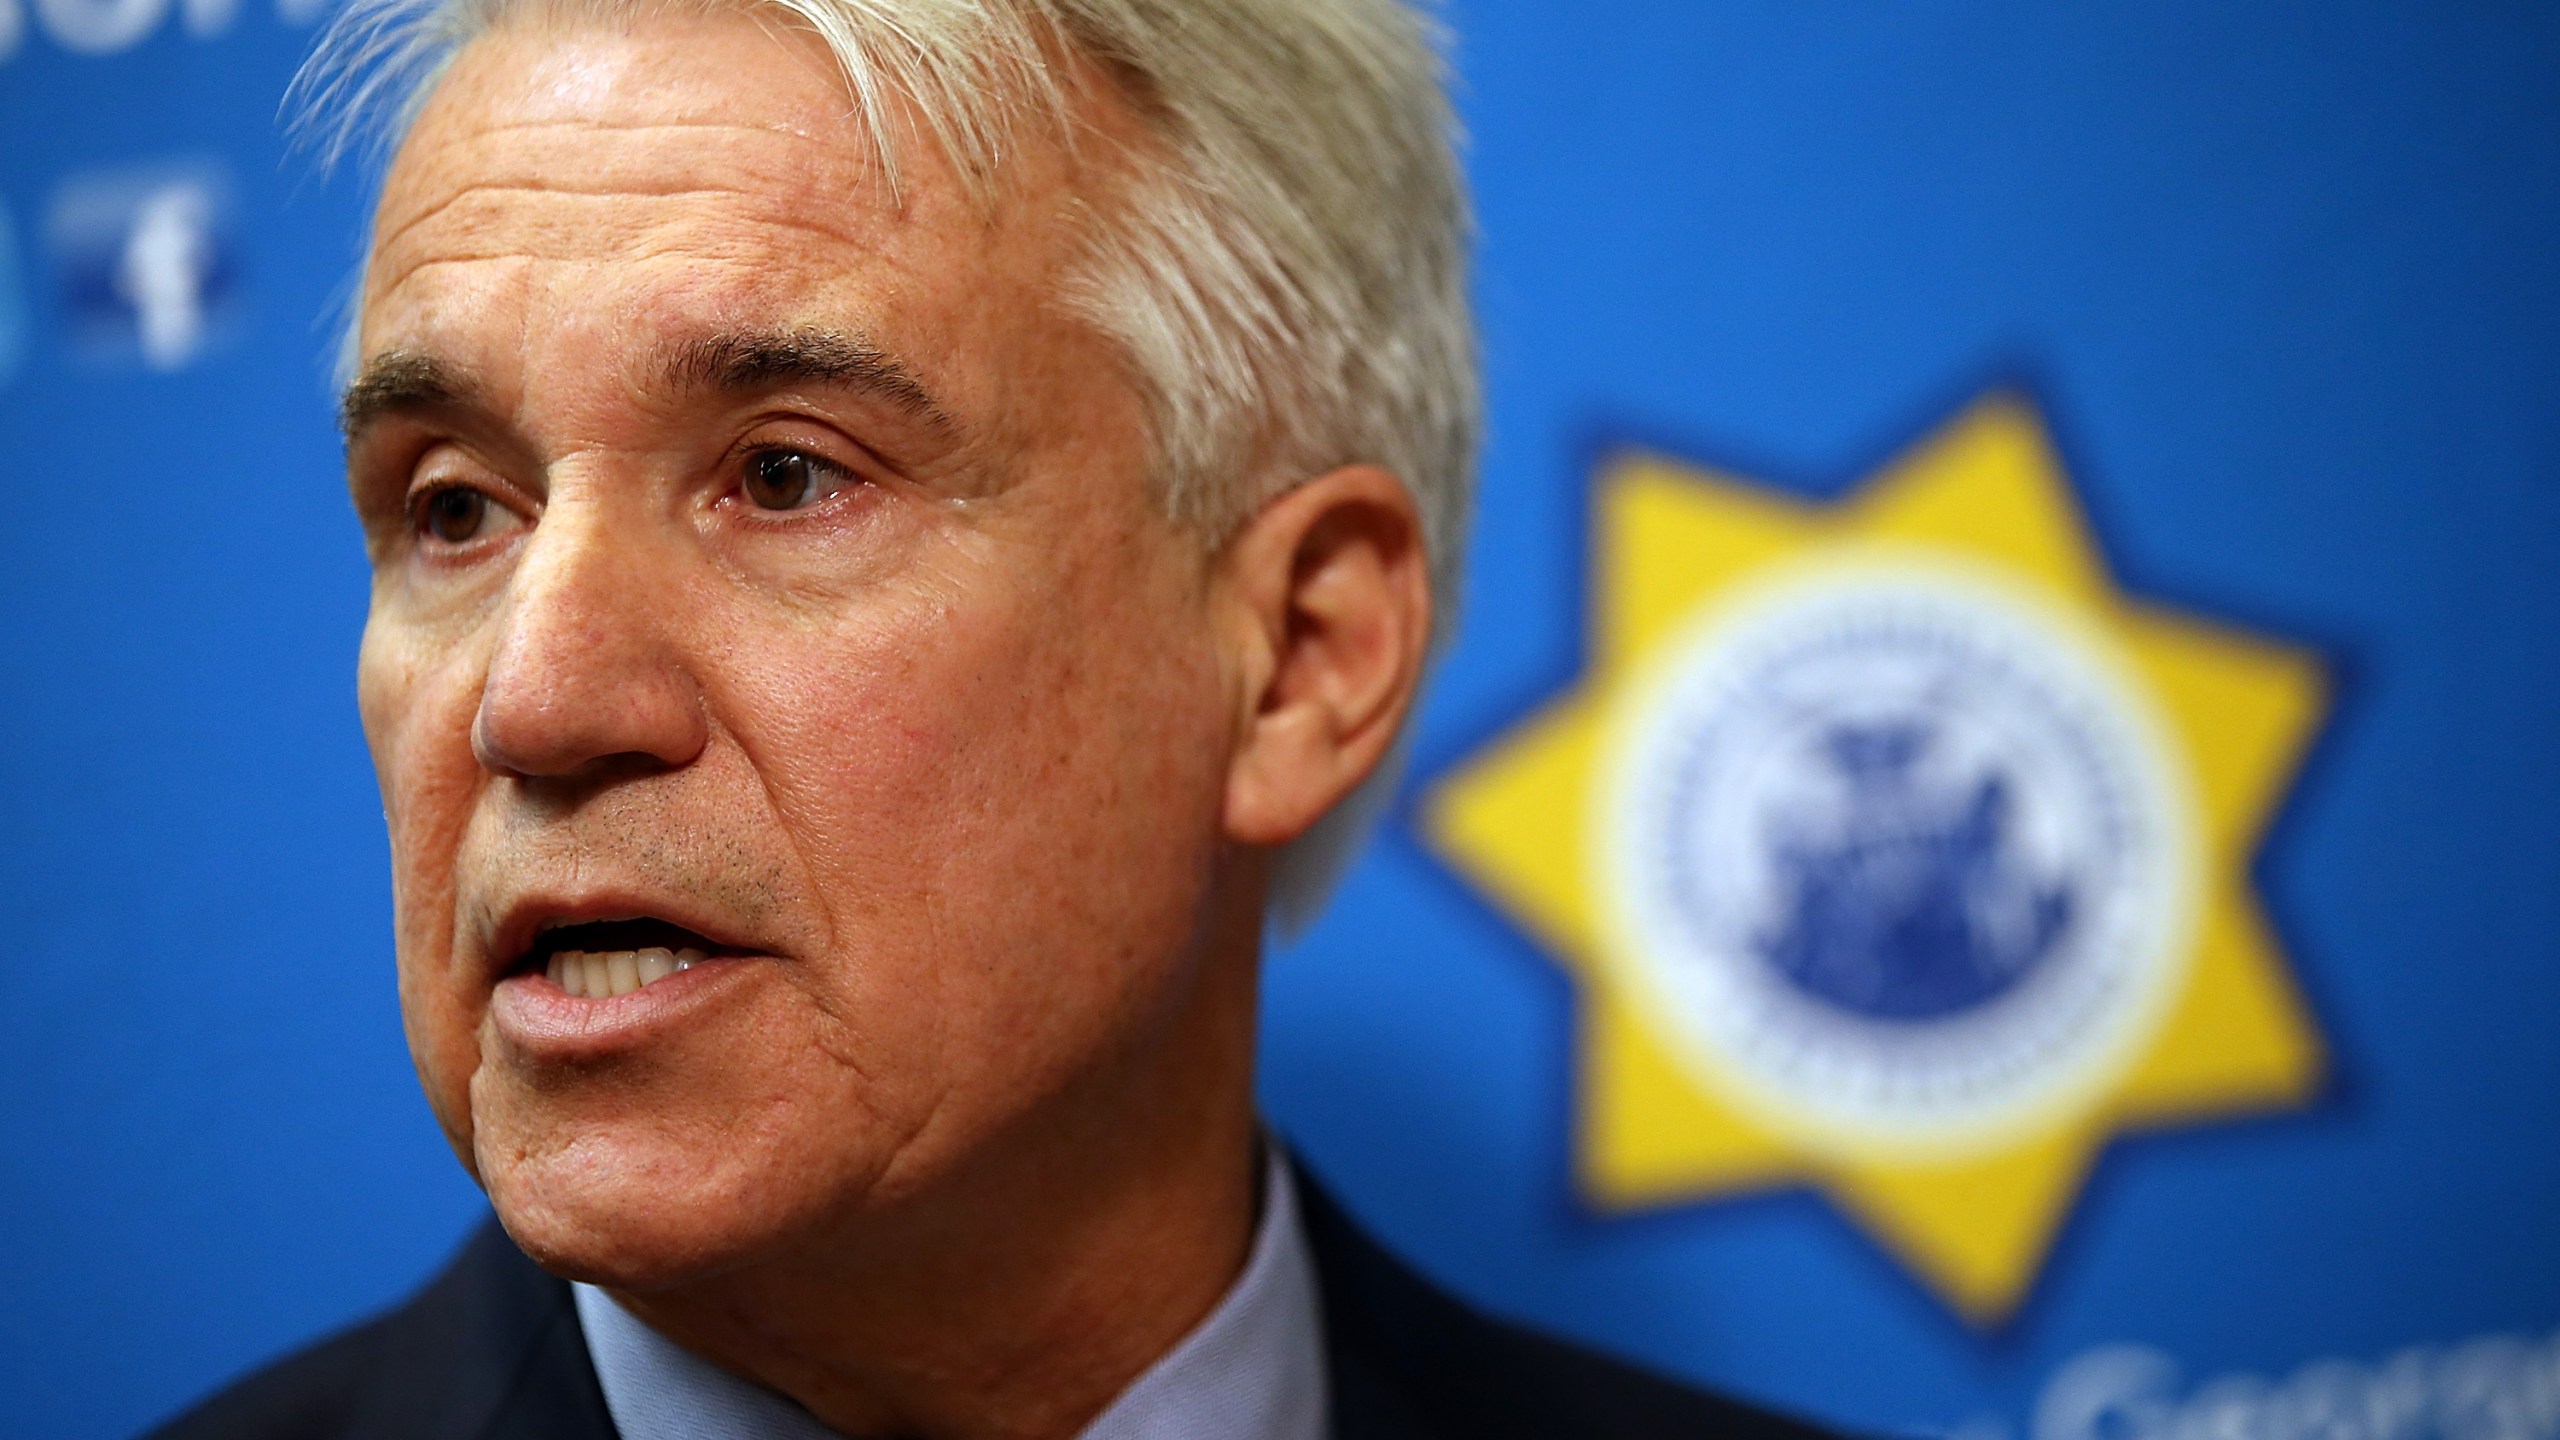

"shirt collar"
[574, 1149, 1328, 1440]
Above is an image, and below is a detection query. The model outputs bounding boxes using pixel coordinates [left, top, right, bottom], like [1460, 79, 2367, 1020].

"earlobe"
[1220, 465, 1432, 848]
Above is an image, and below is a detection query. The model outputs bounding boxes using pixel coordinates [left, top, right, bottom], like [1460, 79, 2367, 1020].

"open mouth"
[520, 918, 738, 1000]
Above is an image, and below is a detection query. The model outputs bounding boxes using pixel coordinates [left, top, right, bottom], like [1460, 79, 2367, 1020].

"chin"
[473, 1110, 846, 1294]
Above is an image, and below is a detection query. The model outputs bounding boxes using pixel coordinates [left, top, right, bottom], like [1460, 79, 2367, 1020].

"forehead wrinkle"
[374, 183, 751, 271]
[362, 196, 896, 323]
[396, 120, 850, 194]
[363, 152, 904, 313]
[373, 125, 873, 255]
[457, 118, 827, 142]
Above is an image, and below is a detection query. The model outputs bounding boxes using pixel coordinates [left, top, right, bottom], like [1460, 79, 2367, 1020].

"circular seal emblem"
[1601, 560, 2195, 1156]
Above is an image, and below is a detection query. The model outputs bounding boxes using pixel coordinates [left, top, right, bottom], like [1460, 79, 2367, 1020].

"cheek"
[722, 552, 1233, 1016]
[358, 619, 491, 1146]
[359, 614, 493, 868]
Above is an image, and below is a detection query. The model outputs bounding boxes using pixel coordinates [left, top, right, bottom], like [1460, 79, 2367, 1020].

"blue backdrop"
[4, 3, 2556, 1437]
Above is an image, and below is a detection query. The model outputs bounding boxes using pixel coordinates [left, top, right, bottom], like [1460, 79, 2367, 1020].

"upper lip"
[483, 891, 773, 979]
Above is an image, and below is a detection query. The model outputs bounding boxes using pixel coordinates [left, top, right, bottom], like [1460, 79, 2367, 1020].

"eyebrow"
[664, 328, 954, 436]
[338, 327, 956, 443]
[341, 350, 476, 440]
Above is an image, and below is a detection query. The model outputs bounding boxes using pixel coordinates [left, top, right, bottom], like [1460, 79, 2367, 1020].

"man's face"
[350, 11, 1248, 1283]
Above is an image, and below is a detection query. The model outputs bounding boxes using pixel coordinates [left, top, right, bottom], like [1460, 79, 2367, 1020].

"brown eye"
[423, 486, 492, 544]
[743, 449, 851, 512]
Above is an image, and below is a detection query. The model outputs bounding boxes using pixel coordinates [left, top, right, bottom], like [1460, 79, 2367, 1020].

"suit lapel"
[353, 1220, 620, 1440]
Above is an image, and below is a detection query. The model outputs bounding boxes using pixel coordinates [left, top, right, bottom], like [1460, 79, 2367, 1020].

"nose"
[472, 499, 709, 782]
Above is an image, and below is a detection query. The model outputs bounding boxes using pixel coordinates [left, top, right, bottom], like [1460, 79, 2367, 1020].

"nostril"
[471, 639, 710, 780]
[463, 523, 713, 779]
[469, 702, 530, 779]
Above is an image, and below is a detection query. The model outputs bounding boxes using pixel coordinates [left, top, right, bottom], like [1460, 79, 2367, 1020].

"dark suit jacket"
[146, 1180, 1838, 1440]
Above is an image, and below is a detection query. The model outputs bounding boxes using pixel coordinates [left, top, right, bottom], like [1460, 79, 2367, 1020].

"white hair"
[294, 0, 1478, 928]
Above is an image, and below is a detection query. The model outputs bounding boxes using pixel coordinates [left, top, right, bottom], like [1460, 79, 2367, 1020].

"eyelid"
[407, 430, 533, 492]
[407, 475, 525, 520]
[752, 445, 855, 476]
[731, 411, 892, 479]
[401, 456, 534, 554]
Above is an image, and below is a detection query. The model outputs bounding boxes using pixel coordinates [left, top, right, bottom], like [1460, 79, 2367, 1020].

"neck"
[609, 884, 1270, 1440]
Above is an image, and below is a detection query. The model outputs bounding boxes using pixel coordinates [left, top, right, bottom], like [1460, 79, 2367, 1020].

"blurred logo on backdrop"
[1996, 1326, 2560, 1440]
[1428, 391, 2330, 1323]
[0, 0, 330, 61]
[47, 162, 239, 371]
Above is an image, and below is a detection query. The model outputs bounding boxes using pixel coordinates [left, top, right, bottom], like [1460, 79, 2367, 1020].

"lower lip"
[489, 957, 761, 1059]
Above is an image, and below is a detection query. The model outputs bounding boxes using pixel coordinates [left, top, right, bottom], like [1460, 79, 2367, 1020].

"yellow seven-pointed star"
[1425, 392, 2328, 1323]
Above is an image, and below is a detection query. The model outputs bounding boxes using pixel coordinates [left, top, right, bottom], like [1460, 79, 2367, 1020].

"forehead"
[359, 11, 1089, 406]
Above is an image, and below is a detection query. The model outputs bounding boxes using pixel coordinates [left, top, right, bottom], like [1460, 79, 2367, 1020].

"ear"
[1219, 464, 1433, 848]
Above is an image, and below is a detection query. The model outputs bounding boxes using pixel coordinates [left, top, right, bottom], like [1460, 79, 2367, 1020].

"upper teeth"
[546, 947, 706, 999]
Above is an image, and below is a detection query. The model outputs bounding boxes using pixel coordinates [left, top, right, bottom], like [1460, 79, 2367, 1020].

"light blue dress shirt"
[573, 1153, 1328, 1440]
